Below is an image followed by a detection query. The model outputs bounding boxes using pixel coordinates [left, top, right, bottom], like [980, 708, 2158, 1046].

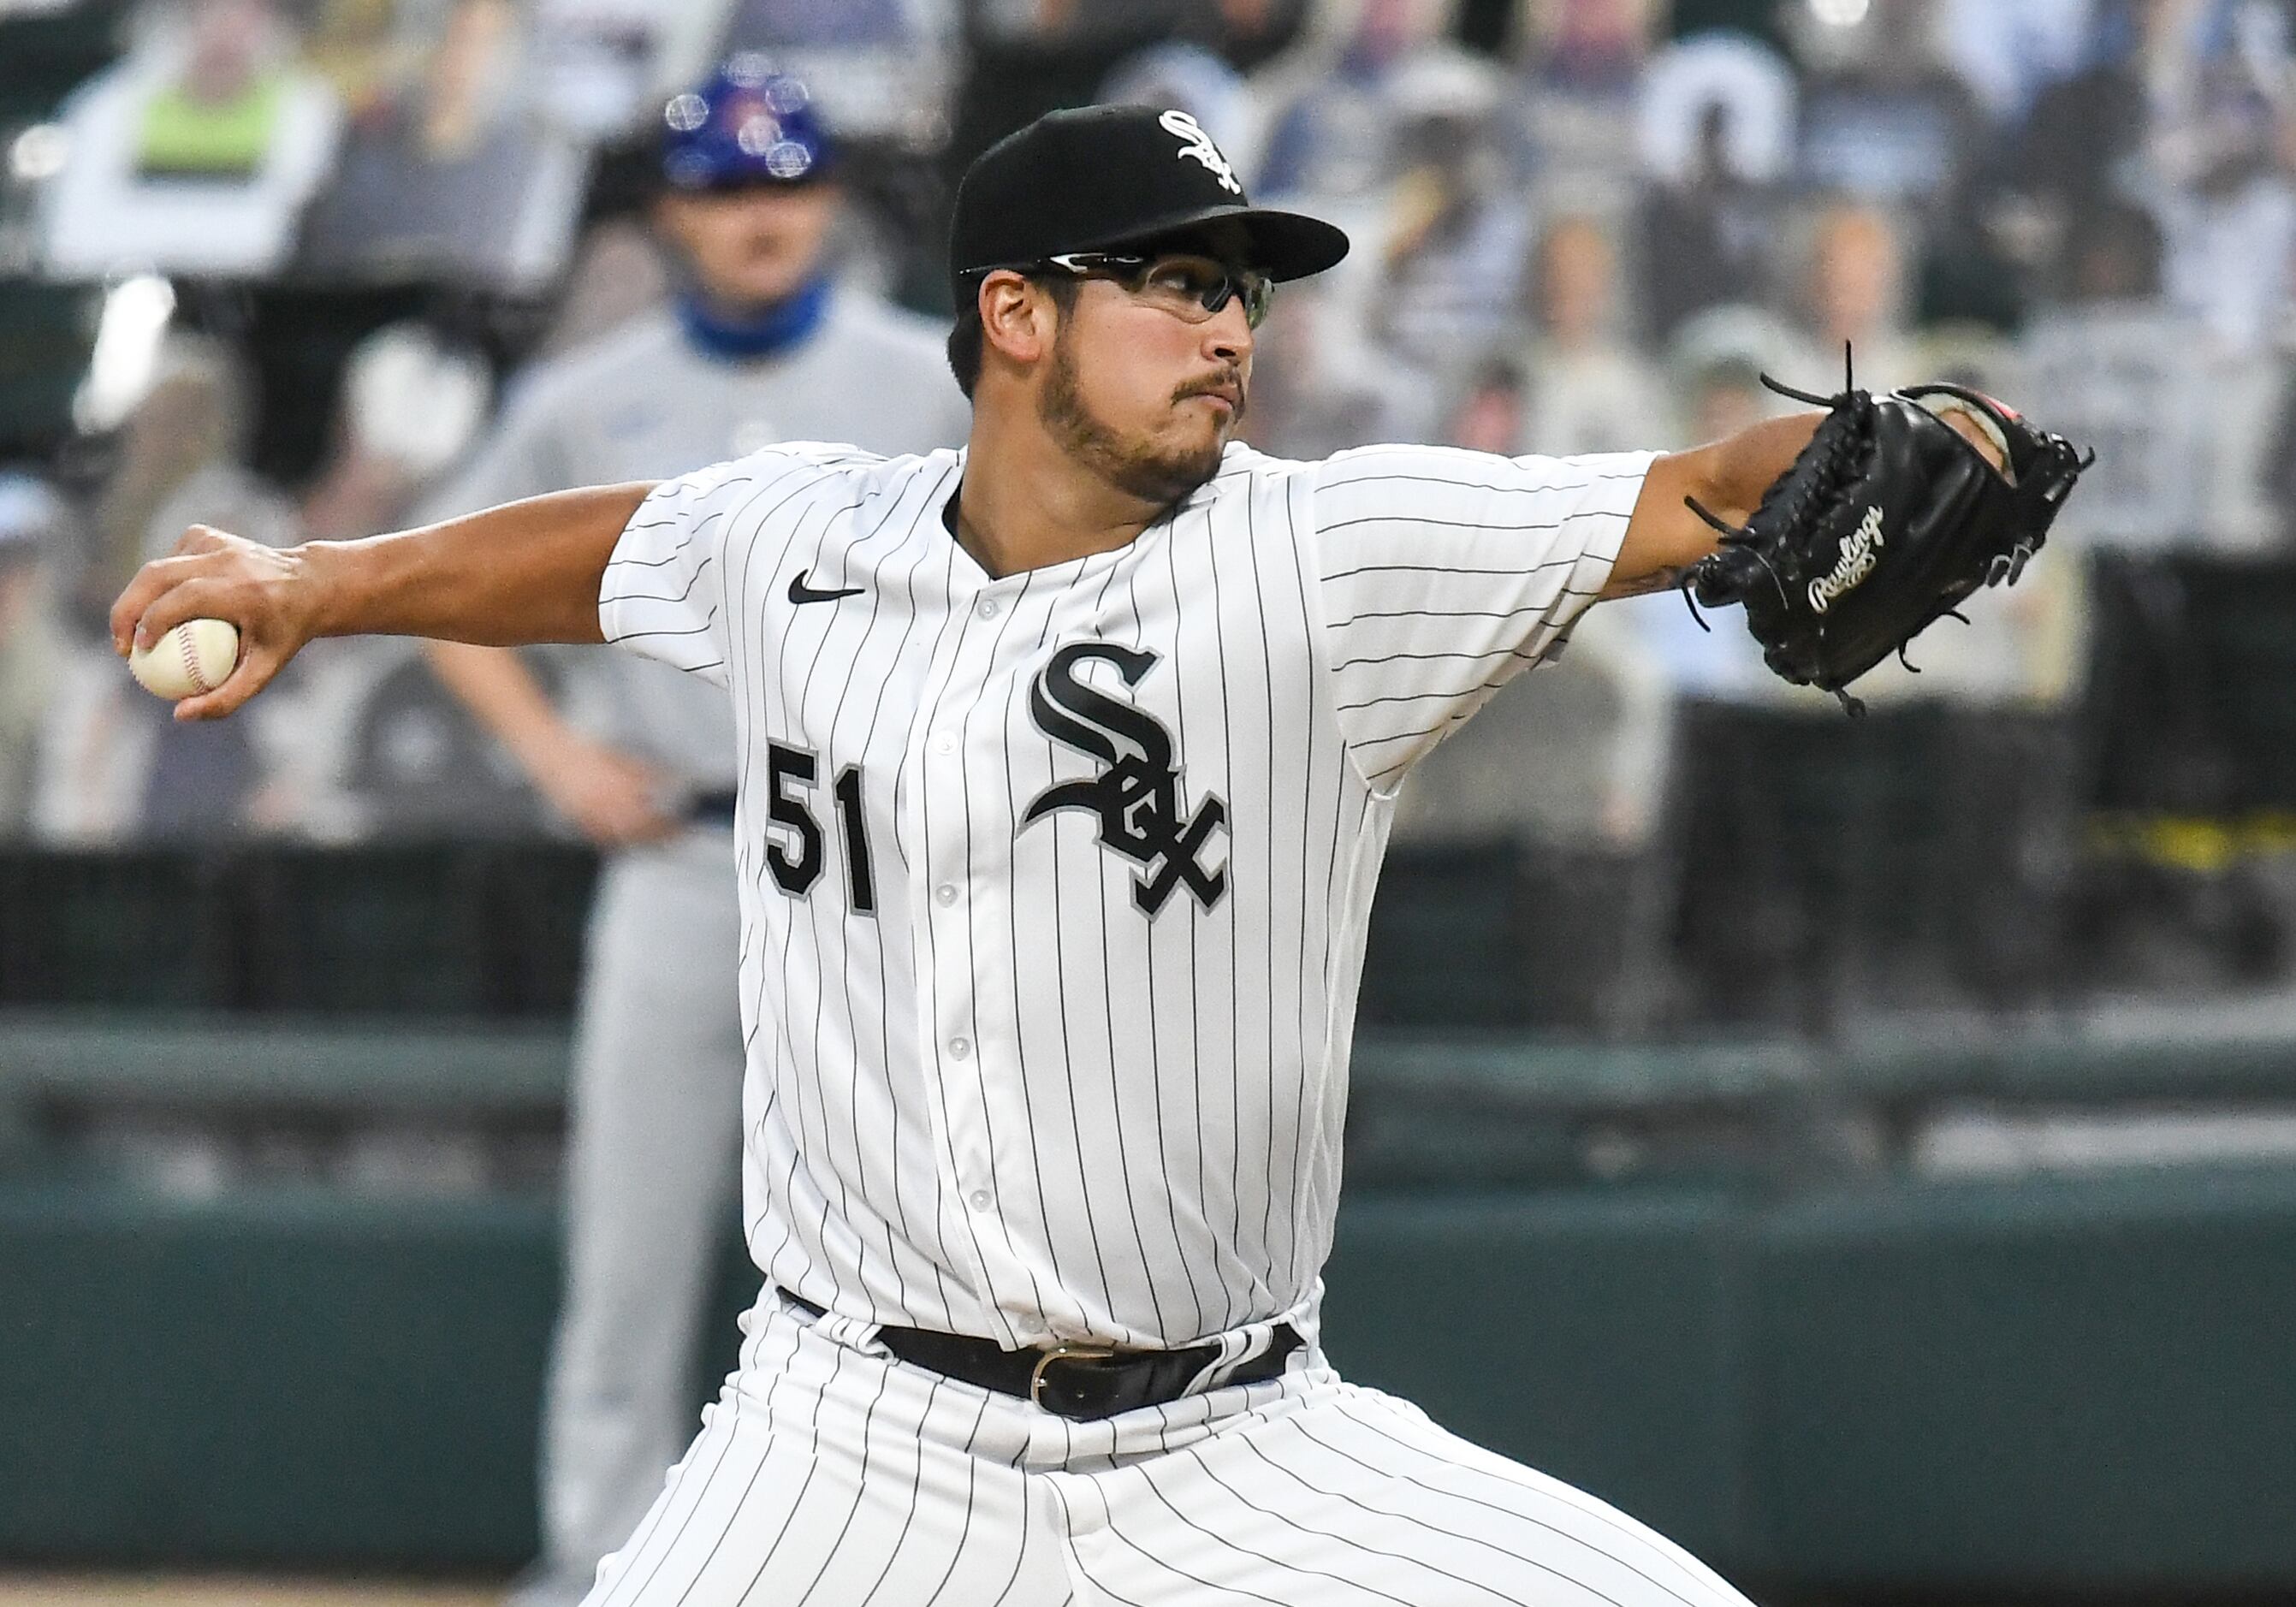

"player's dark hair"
[946, 306, 985, 399]
[946, 271, 1077, 399]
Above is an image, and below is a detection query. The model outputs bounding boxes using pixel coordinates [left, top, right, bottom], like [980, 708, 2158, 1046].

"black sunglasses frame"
[963, 252, 1273, 328]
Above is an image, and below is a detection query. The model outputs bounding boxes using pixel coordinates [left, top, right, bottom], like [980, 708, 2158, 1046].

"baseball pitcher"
[114, 105, 2083, 1606]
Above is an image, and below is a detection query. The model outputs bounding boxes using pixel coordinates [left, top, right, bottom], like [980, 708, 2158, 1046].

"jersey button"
[968, 1189, 992, 1211]
[934, 883, 958, 906]
[976, 597, 1000, 620]
[948, 1036, 971, 1059]
[932, 731, 956, 755]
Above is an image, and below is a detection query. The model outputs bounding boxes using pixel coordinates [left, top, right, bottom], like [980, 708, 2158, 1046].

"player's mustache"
[1174, 371, 1247, 418]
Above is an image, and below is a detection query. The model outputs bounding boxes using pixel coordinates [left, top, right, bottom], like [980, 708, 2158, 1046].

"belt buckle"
[1028, 1342, 1118, 1409]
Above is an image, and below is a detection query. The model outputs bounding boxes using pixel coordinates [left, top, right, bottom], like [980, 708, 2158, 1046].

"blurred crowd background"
[4, 0, 2296, 1035]
[6, 7, 2296, 1591]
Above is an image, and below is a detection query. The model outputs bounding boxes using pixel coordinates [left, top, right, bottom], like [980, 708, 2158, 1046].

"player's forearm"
[303, 483, 656, 646]
[111, 480, 660, 720]
[1604, 414, 1823, 597]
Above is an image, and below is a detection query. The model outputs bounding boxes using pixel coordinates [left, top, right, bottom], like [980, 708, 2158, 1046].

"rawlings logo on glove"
[1682, 359, 2092, 712]
[1808, 504, 1885, 614]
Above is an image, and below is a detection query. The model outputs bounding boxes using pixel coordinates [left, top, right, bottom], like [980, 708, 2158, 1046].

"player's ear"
[978, 270, 1053, 371]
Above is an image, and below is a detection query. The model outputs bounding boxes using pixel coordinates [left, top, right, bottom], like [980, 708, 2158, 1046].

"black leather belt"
[780, 1290, 1302, 1420]
[686, 789, 739, 826]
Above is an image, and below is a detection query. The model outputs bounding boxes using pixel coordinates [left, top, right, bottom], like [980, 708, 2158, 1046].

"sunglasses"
[1029, 252, 1275, 329]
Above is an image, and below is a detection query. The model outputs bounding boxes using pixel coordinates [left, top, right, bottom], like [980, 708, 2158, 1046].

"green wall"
[5, 1170, 2294, 1592]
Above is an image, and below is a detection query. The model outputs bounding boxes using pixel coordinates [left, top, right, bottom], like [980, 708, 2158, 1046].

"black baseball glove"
[1682, 367, 2091, 710]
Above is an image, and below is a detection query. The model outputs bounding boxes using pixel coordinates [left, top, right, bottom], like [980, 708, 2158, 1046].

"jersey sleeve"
[596, 455, 756, 686]
[1305, 442, 1656, 785]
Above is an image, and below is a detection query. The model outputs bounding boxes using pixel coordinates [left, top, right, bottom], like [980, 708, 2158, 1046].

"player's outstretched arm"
[1603, 413, 1824, 599]
[110, 481, 656, 720]
[1605, 404, 2016, 601]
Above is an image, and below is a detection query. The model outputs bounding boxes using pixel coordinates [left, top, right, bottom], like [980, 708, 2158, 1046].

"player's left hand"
[1682, 375, 2091, 708]
[110, 524, 325, 720]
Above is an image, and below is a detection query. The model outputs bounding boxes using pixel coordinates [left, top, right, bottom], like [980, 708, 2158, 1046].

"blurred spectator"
[1785, 0, 1986, 208]
[1910, 169, 2034, 334]
[38, 0, 345, 279]
[1360, 54, 1534, 382]
[1229, 6, 1478, 452]
[1631, 36, 1787, 343]
[2140, 0, 2296, 354]
[528, 0, 733, 140]
[184, 320, 501, 844]
[2020, 196, 2222, 549]
[2009, 15, 2146, 243]
[300, 321, 492, 543]
[0, 474, 72, 835]
[969, 0, 1297, 60]
[1788, 199, 1921, 393]
[1522, 0, 1658, 95]
[1509, 209, 1664, 456]
[1634, 28, 1793, 193]
[1935, 0, 2097, 123]
[1514, 0, 1662, 197]
[1253, 0, 1479, 203]
[1444, 355, 1523, 452]
[79, 333, 294, 619]
[532, 216, 673, 356]
[716, 0, 958, 147]
[1205, 0, 1314, 71]
[1665, 300, 1801, 445]
[302, 0, 433, 119]
[295, 0, 590, 294]
[34, 333, 306, 842]
[263, 316, 543, 845]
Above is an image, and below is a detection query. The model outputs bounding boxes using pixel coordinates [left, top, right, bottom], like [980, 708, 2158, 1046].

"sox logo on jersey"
[582, 439, 1763, 1607]
[1023, 641, 1229, 915]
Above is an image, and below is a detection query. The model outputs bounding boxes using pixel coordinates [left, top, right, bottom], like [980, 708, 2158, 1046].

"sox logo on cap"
[1158, 108, 1242, 194]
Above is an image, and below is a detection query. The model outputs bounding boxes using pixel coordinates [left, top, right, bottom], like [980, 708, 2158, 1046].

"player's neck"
[954, 405, 1171, 579]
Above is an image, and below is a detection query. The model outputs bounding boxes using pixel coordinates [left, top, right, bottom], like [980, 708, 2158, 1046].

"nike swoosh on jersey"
[788, 571, 865, 605]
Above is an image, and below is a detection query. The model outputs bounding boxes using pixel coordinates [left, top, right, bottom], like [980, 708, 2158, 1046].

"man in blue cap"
[417, 56, 966, 1607]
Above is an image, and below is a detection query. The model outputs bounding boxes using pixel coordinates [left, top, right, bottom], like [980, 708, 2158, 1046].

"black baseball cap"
[948, 105, 1350, 302]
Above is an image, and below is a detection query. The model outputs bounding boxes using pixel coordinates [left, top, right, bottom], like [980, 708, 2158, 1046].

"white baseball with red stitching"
[128, 618, 240, 701]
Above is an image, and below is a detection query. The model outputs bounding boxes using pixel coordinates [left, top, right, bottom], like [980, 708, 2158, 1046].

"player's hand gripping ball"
[128, 618, 240, 701]
[1683, 366, 2091, 709]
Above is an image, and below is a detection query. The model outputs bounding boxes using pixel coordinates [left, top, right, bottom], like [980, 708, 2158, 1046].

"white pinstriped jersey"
[598, 437, 1652, 1349]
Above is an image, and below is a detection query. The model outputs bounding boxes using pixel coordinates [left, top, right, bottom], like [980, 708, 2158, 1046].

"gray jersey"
[598, 438, 1652, 1348]
[425, 289, 970, 787]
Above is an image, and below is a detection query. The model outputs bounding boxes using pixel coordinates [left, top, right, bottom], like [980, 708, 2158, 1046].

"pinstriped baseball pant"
[583, 1290, 1757, 1607]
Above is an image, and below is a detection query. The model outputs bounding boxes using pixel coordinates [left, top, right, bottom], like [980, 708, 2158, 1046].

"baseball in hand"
[129, 618, 240, 701]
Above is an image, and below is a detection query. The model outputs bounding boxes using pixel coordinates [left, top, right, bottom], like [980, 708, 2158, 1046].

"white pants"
[541, 830, 747, 1586]
[584, 1290, 1757, 1607]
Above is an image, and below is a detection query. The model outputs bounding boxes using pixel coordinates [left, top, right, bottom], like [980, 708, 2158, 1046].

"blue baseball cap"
[660, 56, 833, 193]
